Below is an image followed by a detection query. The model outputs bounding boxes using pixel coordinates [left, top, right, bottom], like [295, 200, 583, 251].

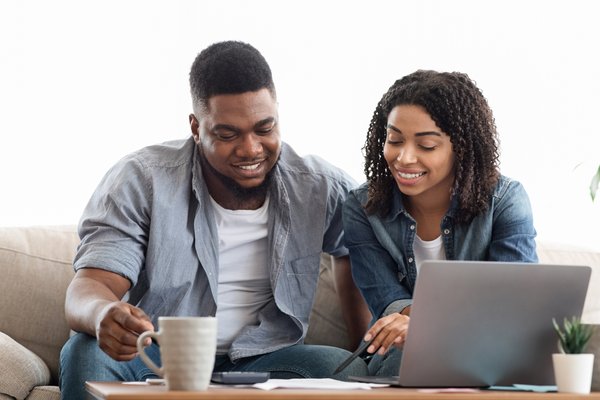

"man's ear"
[189, 114, 200, 143]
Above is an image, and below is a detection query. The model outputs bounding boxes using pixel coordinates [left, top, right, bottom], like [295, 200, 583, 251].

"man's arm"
[65, 268, 154, 361]
[332, 255, 371, 350]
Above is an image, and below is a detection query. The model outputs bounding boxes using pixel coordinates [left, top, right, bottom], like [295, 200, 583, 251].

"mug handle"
[136, 331, 163, 377]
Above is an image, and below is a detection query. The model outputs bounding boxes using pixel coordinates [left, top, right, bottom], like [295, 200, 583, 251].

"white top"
[209, 196, 273, 354]
[413, 234, 446, 274]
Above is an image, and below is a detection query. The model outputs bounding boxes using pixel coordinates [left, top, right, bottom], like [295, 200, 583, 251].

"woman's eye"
[386, 135, 402, 145]
[419, 141, 438, 150]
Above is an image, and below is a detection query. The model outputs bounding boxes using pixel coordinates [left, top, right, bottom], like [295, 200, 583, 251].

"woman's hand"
[364, 313, 410, 355]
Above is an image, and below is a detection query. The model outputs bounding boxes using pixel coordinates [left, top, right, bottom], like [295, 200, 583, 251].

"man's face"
[190, 88, 281, 204]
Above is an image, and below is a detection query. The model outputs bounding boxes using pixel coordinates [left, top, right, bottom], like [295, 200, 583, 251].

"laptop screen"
[397, 261, 591, 387]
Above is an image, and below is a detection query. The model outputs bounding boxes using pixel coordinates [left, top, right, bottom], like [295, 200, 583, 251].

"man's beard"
[201, 155, 277, 205]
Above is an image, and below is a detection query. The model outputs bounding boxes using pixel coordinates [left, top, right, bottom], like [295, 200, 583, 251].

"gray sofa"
[1, 225, 600, 399]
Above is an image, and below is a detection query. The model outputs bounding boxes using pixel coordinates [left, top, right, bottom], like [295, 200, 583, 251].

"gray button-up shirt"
[74, 137, 357, 360]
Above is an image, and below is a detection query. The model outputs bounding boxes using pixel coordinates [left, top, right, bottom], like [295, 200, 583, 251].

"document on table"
[253, 378, 389, 390]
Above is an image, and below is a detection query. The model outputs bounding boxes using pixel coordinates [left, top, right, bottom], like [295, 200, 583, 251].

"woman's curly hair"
[363, 70, 500, 223]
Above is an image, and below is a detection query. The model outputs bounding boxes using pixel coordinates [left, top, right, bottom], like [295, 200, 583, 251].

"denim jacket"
[342, 175, 538, 319]
[74, 137, 356, 360]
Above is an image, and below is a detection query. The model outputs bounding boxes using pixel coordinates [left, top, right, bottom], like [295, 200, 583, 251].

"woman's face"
[383, 104, 455, 205]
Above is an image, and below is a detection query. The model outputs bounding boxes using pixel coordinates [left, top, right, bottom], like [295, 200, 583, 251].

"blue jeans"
[60, 333, 368, 400]
[367, 347, 402, 376]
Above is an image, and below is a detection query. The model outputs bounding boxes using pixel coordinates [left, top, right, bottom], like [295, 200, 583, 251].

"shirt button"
[410, 225, 415, 230]
[408, 257, 414, 263]
[443, 228, 450, 235]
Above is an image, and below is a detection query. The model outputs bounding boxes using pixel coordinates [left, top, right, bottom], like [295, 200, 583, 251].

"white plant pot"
[552, 353, 594, 394]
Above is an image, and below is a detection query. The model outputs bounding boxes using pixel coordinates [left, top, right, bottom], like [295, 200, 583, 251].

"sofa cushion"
[0, 226, 79, 385]
[0, 332, 50, 400]
[537, 241, 600, 323]
[305, 254, 351, 350]
[25, 386, 60, 400]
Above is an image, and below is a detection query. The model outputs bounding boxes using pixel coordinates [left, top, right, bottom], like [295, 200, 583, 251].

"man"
[59, 41, 369, 399]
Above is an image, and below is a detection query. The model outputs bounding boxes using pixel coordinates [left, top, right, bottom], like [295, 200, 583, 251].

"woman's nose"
[397, 146, 417, 164]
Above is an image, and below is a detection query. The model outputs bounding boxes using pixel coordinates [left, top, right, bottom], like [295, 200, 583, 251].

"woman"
[342, 70, 538, 376]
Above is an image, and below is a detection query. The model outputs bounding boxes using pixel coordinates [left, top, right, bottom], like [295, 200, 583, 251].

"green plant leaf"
[553, 318, 567, 353]
[553, 316, 595, 354]
[591, 164, 600, 201]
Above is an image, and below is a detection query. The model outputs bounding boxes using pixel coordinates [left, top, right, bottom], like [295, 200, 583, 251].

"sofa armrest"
[0, 225, 79, 384]
[0, 332, 50, 400]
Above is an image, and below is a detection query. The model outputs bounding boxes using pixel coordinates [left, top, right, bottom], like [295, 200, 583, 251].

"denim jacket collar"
[384, 185, 458, 223]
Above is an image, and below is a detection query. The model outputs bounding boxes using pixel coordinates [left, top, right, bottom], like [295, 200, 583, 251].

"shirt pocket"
[284, 253, 321, 320]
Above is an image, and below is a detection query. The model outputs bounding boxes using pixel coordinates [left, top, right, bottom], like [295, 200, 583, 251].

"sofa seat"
[1, 225, 599, 399]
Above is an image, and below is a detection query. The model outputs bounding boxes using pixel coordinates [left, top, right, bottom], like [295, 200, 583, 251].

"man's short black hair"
[189, 41, 276, 113]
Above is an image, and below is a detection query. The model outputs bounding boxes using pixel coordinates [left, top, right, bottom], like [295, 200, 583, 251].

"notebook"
[351, 260, 591, 387]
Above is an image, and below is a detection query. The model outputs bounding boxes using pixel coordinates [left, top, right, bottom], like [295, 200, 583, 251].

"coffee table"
[86, 381, 600, 399]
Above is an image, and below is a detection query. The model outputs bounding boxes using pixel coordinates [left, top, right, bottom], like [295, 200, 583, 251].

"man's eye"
[215, 131, 237, 140]
[256, 125, 275, 135]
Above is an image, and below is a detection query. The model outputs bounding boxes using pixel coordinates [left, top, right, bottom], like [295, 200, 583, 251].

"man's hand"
[95, 301, 154, 361]
[65, 267, 154, 361]
[364, 313, 410, 355]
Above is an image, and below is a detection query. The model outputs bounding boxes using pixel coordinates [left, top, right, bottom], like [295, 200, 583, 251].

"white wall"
[1, 0, 599, 251]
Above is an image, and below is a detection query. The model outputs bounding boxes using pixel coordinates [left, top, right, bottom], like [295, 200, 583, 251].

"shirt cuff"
[382, 299, 413, 317]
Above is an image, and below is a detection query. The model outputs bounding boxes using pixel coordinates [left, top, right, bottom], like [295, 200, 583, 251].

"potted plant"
[592, 164, 600, 201]
[552, 316, 595, 394]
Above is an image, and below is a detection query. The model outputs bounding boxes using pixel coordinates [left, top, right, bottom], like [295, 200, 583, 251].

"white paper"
[253, 378, 388, 391]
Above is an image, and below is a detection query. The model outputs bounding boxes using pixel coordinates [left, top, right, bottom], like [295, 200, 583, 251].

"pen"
[333, 339, 373, 375]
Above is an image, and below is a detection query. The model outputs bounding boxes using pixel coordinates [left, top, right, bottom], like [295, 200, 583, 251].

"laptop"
[351, 260, 591, 387]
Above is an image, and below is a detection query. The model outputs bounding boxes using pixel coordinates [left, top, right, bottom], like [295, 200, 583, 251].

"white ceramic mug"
[136, 316, 217, 391]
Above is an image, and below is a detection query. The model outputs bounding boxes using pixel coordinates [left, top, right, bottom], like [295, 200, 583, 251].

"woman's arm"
[342, 190, 414, 354]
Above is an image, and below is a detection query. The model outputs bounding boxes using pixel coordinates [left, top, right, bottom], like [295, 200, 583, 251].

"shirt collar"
[384, 185, 457, 222]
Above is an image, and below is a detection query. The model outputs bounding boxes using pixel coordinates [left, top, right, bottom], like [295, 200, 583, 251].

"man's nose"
[237, 133, 262, 158]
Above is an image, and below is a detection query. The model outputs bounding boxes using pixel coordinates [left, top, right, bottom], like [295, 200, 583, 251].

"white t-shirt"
[209, 196, 273, 354]
[413, 234, 446, 274]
